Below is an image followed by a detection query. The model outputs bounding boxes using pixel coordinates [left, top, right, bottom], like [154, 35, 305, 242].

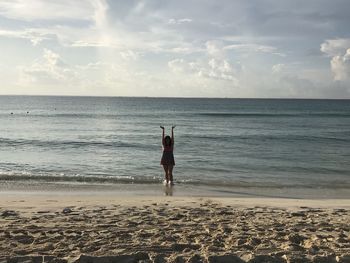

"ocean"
[0, 96, 349, 197]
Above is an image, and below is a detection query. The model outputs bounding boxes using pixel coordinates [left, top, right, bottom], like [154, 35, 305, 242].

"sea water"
[0, 96, 349, 196]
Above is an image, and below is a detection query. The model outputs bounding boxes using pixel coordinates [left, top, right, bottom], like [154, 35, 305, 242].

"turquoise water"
[0, 96, 349, 192]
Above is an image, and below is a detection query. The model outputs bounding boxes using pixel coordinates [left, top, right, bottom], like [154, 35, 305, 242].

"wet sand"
[0, 192, 349, 263]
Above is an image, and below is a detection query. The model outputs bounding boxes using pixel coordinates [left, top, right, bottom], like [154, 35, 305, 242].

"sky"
[0, 0, 350, 98]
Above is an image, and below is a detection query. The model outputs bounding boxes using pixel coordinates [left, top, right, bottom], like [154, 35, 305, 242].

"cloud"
[18, 49, 75, 86]
[0, 1, 198, 55]
[0, 0, 95, 21]
[0, 1, 282, 57]
[205, 40, 225, 59]
[0, 0, 115, 49]
[169, 44, 204, 54]
[272, 64, 285, 74]
[224, 43, 285, 56]
[205, 59, 236, 81]
[0, 28, 53, 46]
[120, 50, 140, 61]
[167, 58, 240, 97]
[92, 0, 109, 28]
[15, 48, 180, 96]
[321, 38, 350, 81]
[330, 49, 350, 81]
[168, 59, 187, 73]
[168, 18, 192, 25]
[167, 37, 240, 94]
[1, 0, 350, 98]
[320, 38, 350, 56]
[168, 57, 238, 83]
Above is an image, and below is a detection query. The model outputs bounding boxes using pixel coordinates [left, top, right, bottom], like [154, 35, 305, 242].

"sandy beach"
[0, 191, 349, 263]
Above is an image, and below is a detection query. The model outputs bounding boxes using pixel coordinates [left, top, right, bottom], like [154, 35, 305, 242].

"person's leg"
[162, 165, 169, 182]
[168, 165, 174, 183]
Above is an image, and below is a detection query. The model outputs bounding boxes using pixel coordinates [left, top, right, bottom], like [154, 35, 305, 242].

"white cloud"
[168, 59, 187, 73]
[272, 64, 285, 74]
[0, 28, 52, 46]
[120, 50, 140, 61]
[169, 45, 204, 54]
[0, 0, 95, 21]
[70, 40, 111, 48]
[15, 49, 178, 96]
[167, 59, 240, 97]
[42, 49, 62, 67]
[168, 18, 192, 25]
[321, 39, 350, 81]
[224, 43, 284, 56]
[18, 49, 75, 86]
[0, 3, 197, 55]
[330, 49, 350, 81]
[168, 57, 238, 83]
[1, 1, 350, 98]
[0, 0, 117, 50]
[91, 0, 109, 28]
[320, 38, 350, 57]
[205, 40, 225, 58]
[204, 59, 237, 81]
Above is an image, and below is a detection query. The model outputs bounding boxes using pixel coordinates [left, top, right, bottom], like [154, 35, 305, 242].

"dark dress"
[161, 141, 175, 165]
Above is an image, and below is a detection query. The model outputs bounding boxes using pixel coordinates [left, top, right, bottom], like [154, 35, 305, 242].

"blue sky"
[0, 0, 349, 98]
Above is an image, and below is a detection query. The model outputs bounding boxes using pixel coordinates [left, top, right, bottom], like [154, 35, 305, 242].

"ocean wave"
[0, 112, 165, 119]
[180, 133, 350, 143]
[0, 138, 151, 149]
[0, 172, 160, 184]
[255, 134, 350, 143]
[196, 112, 350, 118]
[1, 172, 349, 189]
[2, 111, 350, 119]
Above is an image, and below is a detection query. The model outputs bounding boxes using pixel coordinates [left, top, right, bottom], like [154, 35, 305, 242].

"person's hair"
[164, 136, 172, 147]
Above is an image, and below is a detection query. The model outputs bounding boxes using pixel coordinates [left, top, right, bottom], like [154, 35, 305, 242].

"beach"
[1, 0, 350, 260]
[1, 190, 349, 263]
[1, 97, 349, 262]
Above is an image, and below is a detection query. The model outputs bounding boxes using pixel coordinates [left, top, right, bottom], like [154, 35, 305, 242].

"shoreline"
[1, 191, 350, 210]
[1, 181, 350, 199]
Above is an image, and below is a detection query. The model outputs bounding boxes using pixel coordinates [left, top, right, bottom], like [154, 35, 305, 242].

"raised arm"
[160, 126, 165, 145]
[171, 125, 176, 144]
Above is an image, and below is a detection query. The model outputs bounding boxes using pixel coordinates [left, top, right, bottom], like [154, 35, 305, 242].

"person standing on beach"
[160, 126, 175, 185]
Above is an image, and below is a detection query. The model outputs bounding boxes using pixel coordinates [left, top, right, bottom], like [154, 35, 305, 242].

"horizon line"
[0, 94, 349, 100]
